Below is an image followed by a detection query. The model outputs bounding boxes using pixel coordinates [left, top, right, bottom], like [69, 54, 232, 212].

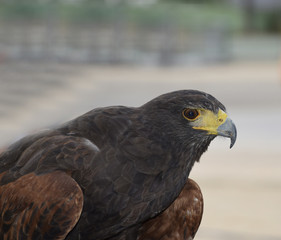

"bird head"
[142, 90, 237, 151]
[182, 106, 236, 149]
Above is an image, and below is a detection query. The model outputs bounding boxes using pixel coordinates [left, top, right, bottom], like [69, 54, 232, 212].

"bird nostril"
[218, 118, 223, 122]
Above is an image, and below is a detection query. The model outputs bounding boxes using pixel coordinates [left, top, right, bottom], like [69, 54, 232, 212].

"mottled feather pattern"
[0, 90, 232, 239]
[0, 171, 83, 240]
[138, 179, 203, 240]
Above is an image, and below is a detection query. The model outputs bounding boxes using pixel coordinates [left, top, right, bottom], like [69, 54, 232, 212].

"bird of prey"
[0, 90, 236, 240]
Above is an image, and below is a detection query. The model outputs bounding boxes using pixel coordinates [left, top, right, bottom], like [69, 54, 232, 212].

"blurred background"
[0, 0, 280, 239]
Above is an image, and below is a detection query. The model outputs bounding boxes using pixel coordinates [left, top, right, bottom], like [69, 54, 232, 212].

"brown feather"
[138, 178, 203, 240]
[0, 171, 83, 240]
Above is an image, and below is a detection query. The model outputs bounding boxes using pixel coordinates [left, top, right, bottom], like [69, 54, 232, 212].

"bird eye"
[182, 108, 199, 121]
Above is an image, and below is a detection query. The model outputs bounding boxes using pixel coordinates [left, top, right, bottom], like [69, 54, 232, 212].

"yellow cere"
[191, 109, 228, 135]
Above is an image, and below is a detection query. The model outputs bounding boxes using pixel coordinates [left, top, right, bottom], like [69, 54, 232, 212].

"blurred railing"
[0, 23, 232, 66]
[0, 2, 279, 66]
[0, 2, 238, 66]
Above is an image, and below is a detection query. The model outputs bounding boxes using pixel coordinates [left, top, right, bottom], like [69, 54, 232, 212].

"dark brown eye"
[182, 108, 199, 120]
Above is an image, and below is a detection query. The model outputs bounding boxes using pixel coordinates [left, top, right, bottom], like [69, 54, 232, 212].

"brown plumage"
[138, 178, 203, 240]
[0, 90, 236, 239]
[0, 171, 83, 239]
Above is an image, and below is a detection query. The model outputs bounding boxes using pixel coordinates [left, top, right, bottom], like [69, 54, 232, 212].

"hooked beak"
[216, 117, 237, 148]
[191, 108, 237, 148]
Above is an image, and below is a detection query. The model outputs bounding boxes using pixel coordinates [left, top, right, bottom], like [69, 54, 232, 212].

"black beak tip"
[229, 123, 237, 149]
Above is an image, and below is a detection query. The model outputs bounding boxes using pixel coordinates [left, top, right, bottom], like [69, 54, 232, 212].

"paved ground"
[0, 61, 280, 239]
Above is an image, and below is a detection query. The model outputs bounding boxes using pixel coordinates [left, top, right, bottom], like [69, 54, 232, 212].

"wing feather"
[0, 171, 83, 240]
[137, 178, 203, 240]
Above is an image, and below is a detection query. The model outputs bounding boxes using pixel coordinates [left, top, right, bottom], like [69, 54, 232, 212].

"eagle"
[0, 90, 236, 240]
